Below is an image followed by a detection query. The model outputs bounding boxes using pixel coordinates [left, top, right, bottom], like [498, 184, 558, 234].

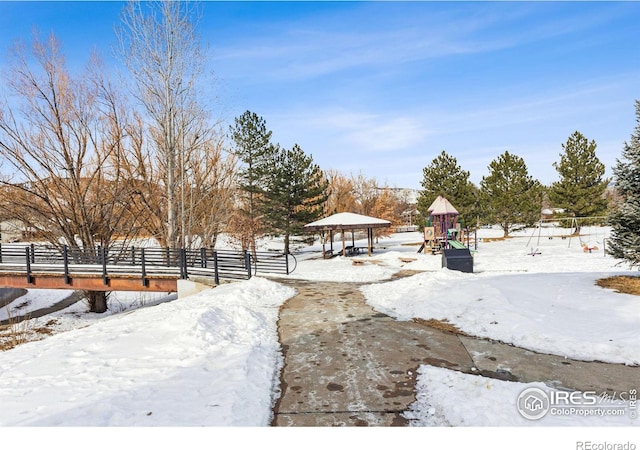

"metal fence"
[0, 243, 294, 287]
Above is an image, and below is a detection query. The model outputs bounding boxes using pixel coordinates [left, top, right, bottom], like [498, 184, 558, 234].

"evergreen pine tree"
[416, 150, 478, 227]
[550, 131, 609, 222]
[228, 111, 276, 253]
[480, 151, 543, 237]
[261, 144, 329, 254]
[607, 100, 640, 266]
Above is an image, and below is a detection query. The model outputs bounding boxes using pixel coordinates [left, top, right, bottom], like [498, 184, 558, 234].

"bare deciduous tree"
[351, 172, 380, 216]
[0, 33, 135, 313]
[116, 0, 210, 248]
[181, 128, 237, 249]
[121, 118, 236, 249]
[325, 169, 357, 214]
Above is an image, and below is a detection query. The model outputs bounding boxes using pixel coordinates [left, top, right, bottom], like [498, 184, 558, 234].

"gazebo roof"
[304, 212, 391, 232]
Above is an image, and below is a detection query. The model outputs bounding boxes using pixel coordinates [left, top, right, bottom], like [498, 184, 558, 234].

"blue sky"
[1, 1, 638, 189]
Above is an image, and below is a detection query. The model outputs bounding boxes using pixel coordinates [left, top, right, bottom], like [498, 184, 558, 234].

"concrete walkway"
[272, 274, 640, 426]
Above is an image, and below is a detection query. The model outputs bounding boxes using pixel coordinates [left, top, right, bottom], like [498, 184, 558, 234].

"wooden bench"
[323, 250, 335, 259]
[344, 246, 367, 256]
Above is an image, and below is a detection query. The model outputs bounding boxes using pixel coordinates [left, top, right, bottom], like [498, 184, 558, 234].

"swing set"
[526, 216, 608, 255]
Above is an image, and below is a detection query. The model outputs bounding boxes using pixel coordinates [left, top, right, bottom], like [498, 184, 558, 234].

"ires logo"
[517, 387, 637, 421]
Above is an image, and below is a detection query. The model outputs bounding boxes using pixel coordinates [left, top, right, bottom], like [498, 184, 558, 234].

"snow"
[1, 226, 639, 441]
[0, 277, 294, 426]
[404, 365, 637, 426]
[282, 250, 436, 283]
[362, 269, 640, 365]
[0, 289, 72, 321]
[359, 228, 640, 365]
[304, 211, 391, 228]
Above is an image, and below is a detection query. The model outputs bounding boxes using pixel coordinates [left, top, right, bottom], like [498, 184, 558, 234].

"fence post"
[285, 251, 290, 275]
[244, 251, 252, 279]
[200, 248, 207, 268]
[131, 247, 136, 265]
[25, 246, 32, 284]
[141, 248, 148, 287]
[101, 246, 108, 286]
[179, 248, 187, 279]
[213, 250, 219, 285]
[0, 242, 2, 263]
[30, 243, 35, 263]
[63, 245, 70, 285]
[166, 247, 171, 267]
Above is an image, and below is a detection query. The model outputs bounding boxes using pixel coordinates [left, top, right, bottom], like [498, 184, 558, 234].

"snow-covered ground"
[0, 277, 293, 426]
[1, 226, 639, 444]
[362, 269, 640, 365]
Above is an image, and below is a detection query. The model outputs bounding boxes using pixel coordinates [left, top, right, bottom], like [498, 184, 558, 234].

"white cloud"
[212, 6, 525, 81]
[301, 109, 431, 153]
[213, 3, 635, 83]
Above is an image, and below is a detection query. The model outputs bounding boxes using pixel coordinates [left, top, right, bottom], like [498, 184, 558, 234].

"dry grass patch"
[481, 236, 513, 243]
[596, 276, 640, 296]
[352, 259, 382, 266]
[32, 319, 59, 336]
[0, 321, 29, 351]
[414, 317, 470, 336]
[399, 257, 417, 263]
[0, 313, 59, 351]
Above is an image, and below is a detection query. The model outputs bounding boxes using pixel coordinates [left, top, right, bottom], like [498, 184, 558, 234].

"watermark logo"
[576, 442, 637, 450]
[517, 387, 637, 421]
[517, 387, 550, 420]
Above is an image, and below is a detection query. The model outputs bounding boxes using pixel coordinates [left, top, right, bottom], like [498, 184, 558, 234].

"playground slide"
[449, 240, 467, 249]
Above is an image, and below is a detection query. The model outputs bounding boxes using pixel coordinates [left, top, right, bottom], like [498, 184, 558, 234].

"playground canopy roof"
[303, 212, 391, 232]
[428, 196, 458, 216]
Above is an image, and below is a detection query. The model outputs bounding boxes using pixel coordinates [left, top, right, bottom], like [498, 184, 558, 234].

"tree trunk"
[284, 233, 290, 255]
[86, 291, 108, 313]
[167, 140, 178, 248]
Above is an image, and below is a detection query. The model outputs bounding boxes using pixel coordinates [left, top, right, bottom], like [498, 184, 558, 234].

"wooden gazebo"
[304, 212, 391, 257]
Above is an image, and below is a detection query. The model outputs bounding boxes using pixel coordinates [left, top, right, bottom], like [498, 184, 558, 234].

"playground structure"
[526, 216, 609, 255]
[418, 196, 475, 255]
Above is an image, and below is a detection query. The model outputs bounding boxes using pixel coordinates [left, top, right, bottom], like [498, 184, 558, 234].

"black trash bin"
[441, 248, 473, 273]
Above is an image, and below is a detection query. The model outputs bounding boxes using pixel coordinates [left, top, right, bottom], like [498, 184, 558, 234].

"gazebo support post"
[368, 228, 373, 256]
[341, 229, 346, 256]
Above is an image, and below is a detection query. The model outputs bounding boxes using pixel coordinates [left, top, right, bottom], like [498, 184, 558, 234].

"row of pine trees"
[229, 111, 328, 256]
[416, 130, 609, 237]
